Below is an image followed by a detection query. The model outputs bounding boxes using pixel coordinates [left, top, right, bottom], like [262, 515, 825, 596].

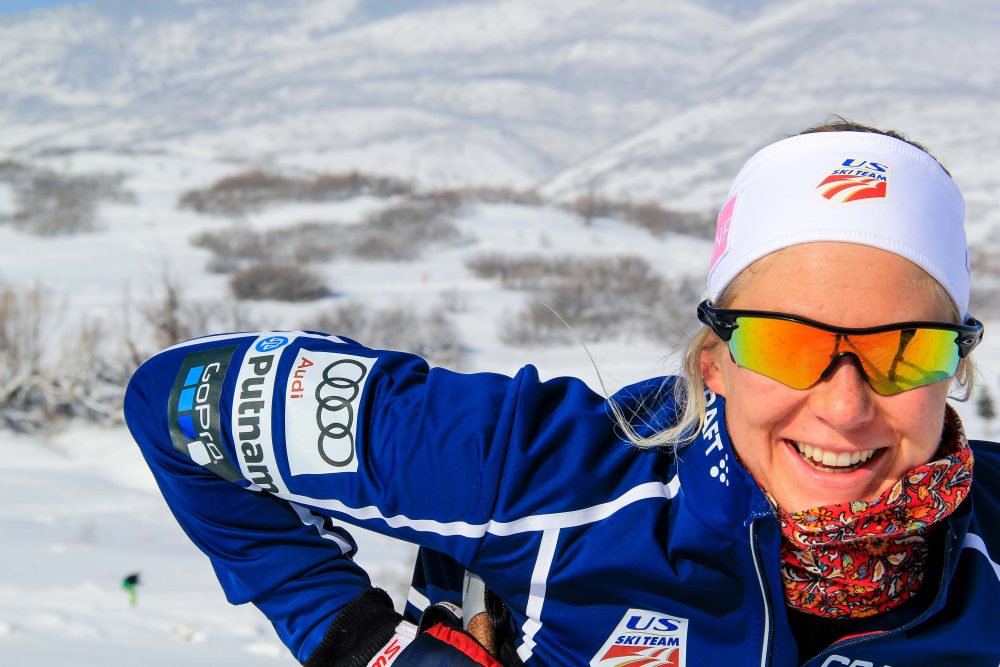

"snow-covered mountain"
[3, 0, 999, 219]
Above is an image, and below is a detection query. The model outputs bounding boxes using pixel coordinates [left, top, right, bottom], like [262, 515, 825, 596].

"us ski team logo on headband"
[816, 158, 889, 203]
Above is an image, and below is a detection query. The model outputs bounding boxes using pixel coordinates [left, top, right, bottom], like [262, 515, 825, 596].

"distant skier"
[121, 573, 140, 606]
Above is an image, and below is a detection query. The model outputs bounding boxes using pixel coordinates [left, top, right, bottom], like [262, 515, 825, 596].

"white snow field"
[2, 1, 1000, 665]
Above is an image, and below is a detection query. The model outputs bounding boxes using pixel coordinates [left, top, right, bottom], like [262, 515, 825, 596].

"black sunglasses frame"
[696, 299, 984, 358]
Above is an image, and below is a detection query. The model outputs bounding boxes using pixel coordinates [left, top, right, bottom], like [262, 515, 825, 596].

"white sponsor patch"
[285, 349, 377, 475]
[590, 609, 688, 667]
[231, 335, 295, 494]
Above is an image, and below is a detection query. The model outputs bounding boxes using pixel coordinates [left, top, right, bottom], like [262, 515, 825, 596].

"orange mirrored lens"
[728, 317, 960, 395]
[843, 328, 960, 395]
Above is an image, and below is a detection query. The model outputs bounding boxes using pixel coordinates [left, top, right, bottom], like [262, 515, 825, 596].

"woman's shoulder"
[967, 439, 1000, 536]
[608, 375, 684, 441]
[970, 439, 1000, 496]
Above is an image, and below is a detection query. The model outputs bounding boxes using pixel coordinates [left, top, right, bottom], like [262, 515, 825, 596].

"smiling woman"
[124, 122, 1000, 667]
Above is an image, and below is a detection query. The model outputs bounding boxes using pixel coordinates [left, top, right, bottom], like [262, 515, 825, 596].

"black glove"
[305, 589, 502, 667]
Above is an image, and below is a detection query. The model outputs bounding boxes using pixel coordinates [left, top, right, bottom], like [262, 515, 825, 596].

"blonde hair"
[611, 261, 976, 451]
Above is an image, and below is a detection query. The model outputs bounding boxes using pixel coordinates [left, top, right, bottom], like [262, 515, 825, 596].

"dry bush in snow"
[192, 200, 463, 271]
[0, 286, 124, 431]
[0, 273, 259, 433]
[415, 185, 543, 208]
[618, 201, 714, 239]
[303, 303, 464, 368]
[1, 164, 133, 236]
[351, 200, 462, 260]
[178, 169, 413, 217]
[467, 253, 701, 346]
[229, 263, 329, 302]
[191, 226, 273, 273]
[968, 247, 1000, 312]
[563, 194, 713, 239]
[467, 254, 576, 291]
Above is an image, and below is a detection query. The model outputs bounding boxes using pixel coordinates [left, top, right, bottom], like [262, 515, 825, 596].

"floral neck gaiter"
[774, 406, 973, 619]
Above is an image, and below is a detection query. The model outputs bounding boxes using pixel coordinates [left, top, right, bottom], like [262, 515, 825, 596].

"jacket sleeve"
[123, 330, 626, 661]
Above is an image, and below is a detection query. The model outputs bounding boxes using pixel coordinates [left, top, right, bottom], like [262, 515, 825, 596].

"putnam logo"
[816, 158, 888, 203]
[590, 609, 688, 667]
[231, 334, 298, 494]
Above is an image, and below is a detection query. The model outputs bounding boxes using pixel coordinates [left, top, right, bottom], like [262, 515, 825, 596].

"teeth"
[792, 441, 878, 471]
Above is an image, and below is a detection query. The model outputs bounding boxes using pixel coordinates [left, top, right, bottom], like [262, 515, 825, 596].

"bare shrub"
[120, 270, 258, 371]
[8, 168, 133, 236]
[469, 253, 701, 346]
[178, 170, 413, 217]
[0, 286, 125, 431]
[618, 201, 714, 239]
[970, 285, 1000, 313]
[52, 319, 132, 426]
[416, 186, 543, 207]
[351, 201, 460, 260]
[191, 200, 462, 271]
[968, 248, 1000, 313]
[308, 172, 411, 199]
[565, 188, 610, 227]
[230, 264, 329, 302]
[303, 303, 464, 367]
[0, 285, 47, 406]
[562, 194, 714, 239]
[0, 273, 259, 433]
[467, 254, 574, 290]
[285, 222, 340, 264]
[500, 256, 662, 344]
[191, 226, 272, 273]
[437, 288, 467, 314]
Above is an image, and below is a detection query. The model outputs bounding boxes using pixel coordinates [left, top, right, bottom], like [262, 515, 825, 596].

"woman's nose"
[808, 357, 877, 428]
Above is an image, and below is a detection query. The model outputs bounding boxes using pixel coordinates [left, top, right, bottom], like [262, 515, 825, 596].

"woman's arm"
[123, 330, 527, 661]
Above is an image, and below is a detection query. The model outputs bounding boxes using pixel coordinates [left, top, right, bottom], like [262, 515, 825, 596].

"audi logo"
[315, 359, 369, 467]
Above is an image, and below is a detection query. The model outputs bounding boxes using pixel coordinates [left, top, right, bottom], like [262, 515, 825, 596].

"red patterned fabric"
[774, 407, 973, 619]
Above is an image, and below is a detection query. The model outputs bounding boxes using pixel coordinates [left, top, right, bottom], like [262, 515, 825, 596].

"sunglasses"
[697, 299, 984, 395]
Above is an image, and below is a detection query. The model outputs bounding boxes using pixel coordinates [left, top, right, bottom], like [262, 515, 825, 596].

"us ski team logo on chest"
[589, 609, 688, 667]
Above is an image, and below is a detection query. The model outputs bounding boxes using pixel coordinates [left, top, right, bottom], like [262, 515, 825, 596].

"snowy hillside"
[2, 0, 1000, 212]
[2, 1, 1000, 665]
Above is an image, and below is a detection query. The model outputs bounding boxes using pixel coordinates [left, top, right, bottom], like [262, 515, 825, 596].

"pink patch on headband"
[710, 194, 737, 270]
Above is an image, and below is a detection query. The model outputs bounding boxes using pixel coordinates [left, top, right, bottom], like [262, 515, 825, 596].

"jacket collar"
[676, 390, 774, 536]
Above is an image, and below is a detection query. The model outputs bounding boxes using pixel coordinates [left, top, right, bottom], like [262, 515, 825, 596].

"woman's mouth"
[789, 440, 883, 474]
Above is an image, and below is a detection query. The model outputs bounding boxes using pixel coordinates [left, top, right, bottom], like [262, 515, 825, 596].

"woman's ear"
[700, 347, 727, 398]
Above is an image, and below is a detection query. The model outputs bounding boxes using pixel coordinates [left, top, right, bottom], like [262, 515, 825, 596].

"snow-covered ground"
[3, 1, 1000, 664]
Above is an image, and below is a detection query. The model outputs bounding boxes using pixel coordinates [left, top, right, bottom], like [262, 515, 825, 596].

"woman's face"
[702, 242, 955, 512]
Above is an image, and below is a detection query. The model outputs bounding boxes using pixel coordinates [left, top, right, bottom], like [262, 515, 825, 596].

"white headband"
[707, 131, 970, 318]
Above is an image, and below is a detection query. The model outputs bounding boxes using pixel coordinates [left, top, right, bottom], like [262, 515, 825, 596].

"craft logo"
[816, 159, 888, 203]
[700, 390, 729, 487]
[821, 656, 893, 667]
[709, 194, 738, 270]
[167, 346, 241, 482]
[232, 335, 296, 494]
[590, 609, 688, 667]
[285, 349, 377, 475]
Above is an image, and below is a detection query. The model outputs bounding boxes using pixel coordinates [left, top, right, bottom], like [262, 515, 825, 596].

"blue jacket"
[124, 331, 1000, 666]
